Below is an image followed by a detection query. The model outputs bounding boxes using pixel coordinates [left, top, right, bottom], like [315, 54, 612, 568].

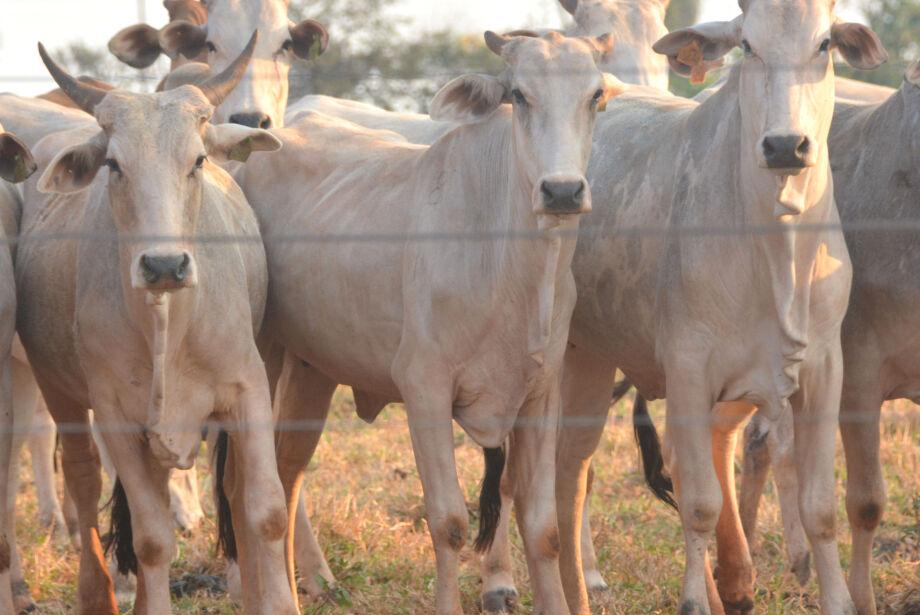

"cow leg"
[665, 369, 722, 615]
[168, 466, 204, 532]
[397, 369, 467, 615]
[555, 347, 615, 615]
[96, 425, 174, 615]
[580, 466, 607, 592]
[479, 473, 517, 613]
[508, 383, 568, 615]
[62, 480, 82, 551]
[28, 396, 70, 541]
[768, 405, 811, 585]
[272, 353, 336, 601]
[0, 355, 15, 615]
[43, 389, 117, 615]
[791, 352, 855, 614]
[225, 365, 298, 615]
[839, 384, 883, 615]
[711, 402, 756, 615]
[8, 357, 40, 611]
[738, 413, 771, 555]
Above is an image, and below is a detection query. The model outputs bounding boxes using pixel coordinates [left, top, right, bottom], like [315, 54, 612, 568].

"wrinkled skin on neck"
[567, 0, 670, 89]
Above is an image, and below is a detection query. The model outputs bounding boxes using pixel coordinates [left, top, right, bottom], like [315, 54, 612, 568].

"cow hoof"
[13, 586, 36, 615]
[790, 552, 811, 586]
[584, 569, 609, 593]
[481, 587, 518, 613]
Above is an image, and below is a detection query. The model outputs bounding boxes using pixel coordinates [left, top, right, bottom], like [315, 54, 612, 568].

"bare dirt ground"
[14, 389, 919, 614]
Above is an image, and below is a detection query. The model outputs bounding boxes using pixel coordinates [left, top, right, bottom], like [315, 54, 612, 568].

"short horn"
[37, 43, 109, 115]
[197, 30, 258, 107]
[485, 31, 511, 56]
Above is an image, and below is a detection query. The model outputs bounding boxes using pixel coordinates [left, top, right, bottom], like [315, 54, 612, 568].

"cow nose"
[140, 253, 191, 285]
[540, 179, 587, 214]
[761, 135, 810, 170]
[228, 112, 272, 129]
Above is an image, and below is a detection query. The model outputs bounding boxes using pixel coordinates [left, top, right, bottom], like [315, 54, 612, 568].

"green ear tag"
[228, 137, 253, 163]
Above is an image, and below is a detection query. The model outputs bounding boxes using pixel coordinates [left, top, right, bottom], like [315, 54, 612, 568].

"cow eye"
[511, 89, 527, 106]
[105, 158, 122, 175]
[195, 155, 207, 170]
[592, 89, 604, 104]
[281, 39, 293, 52]
[741, 39, 753, 56]
[206, 41, 217, 53]
[819, 38, 831, 53]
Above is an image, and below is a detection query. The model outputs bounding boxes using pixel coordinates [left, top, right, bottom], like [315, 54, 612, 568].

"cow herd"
[0, 0, 914, 614]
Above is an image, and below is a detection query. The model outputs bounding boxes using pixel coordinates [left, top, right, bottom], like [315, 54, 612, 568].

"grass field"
[13, 389, 920, 614]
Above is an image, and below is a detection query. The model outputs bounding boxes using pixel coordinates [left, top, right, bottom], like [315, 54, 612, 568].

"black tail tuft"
[215, 429, 238, 561]
[611, 379, 632, 405]
[632, 394, 678, 511]
[474, 446, 505, 553]
[104, 478, 138, 575]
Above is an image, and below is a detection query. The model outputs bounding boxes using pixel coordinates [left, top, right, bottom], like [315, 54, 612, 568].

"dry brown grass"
[13, 390, 920, 614]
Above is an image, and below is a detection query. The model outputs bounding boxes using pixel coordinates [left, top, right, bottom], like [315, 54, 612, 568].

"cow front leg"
[226, 365, 298, 615]
[791, 351, 855, 614]
[580, 467, 607, 593]
[97, 425, 174, 615]
[738, 413, 771, 555]
[272, 353, 337, 601]
[398, 370, 467, 615]
[839, 383, 884, 615]
[508, 383, 569, 615]
[554, 346, 616, 615]
[665, 368, 722, 615]
[28, 395, 69, 542]
[711, 402, 756, 615]
[768, 406, 811, 585]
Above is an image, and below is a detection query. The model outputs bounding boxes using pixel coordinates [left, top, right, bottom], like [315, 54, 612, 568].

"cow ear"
[429, 74, 506, 124]
[596, 73, 628, 111]
[831, 22, 888, 70]
[0, 133, 37, 184]
[159, 19, 208, 61]
[653, 16, 741, 84]
[906, 61, 920, 88]
[559, 0, 578, 17]
[204, 124, 282, 163]
[108, 24, 163, 69]
[37, 136, 107, 194]
[287, 20, 329, 61]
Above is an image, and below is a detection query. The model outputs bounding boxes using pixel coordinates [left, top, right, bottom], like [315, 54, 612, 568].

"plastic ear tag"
[677, 40, 723, 85]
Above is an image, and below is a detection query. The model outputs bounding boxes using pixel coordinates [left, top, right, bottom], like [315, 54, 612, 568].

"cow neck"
[701, 67, 836, 398]
[503, 117, 580, 365]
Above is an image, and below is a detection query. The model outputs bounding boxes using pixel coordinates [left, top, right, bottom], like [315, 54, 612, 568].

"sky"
[0, 0, 863, 96]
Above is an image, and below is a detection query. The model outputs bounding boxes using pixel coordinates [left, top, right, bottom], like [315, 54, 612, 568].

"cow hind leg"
[711, 402, 757, 615]
[479, 475, 518, 614]
[580, 467, 608, 593]
[738, 413, 771, 555]
[28, 396, 68, 543]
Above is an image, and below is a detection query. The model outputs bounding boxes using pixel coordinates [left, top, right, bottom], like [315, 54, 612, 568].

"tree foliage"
[837, 0, 920, 87]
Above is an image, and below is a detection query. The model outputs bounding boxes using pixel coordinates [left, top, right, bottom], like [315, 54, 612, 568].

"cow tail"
[105, 478, 138, 575]
[473, 445, 506, 553]
[215, 429, 238, 561]
[632, 394, 678, 510]
[611, 378, 632, 405]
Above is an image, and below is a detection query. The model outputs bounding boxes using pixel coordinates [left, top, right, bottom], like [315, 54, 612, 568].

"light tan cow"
[108, 0, 328, 128]
[0, 124, 37, 615]
[738, 64, 920, 615]
[233, 31, 623, 615]
[15, 37, 294, 614]
[501, 2, 883, 614]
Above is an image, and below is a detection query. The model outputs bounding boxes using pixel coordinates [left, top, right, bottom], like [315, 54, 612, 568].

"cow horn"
[37, 43, 110, 115]
[198, 30, 257, 107]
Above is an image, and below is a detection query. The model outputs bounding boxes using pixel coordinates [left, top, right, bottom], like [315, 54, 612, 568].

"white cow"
[15, 37, 293, 614]
[0, 125, 37, 615]
[234, 31, 623, 615]
[524, 1, 883, 614]
[108, 0, 328, 128]
[738, 63, 920, 615]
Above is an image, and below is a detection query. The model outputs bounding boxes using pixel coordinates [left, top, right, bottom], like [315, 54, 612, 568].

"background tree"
[838, 0, 920, 87]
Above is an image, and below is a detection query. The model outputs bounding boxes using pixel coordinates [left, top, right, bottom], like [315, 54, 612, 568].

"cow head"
[36, 34, 281, 294]
[109, 0, 328, 129]
[430, 31, 625, 217]
[563, 0, 670, 88]
[0, 128, 37, 184]
[655, 0, 885, 214]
